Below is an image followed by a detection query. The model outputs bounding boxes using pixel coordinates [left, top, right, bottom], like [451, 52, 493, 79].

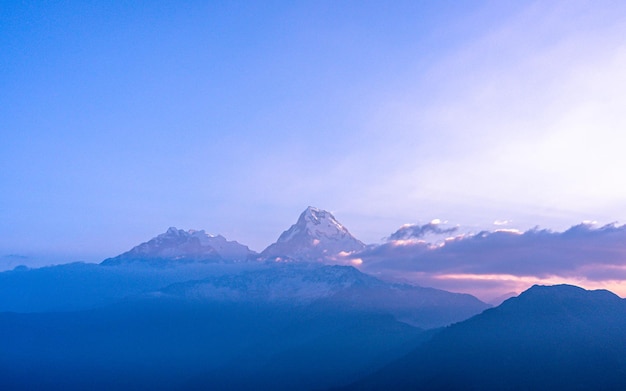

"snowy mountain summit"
[102, 227, 256, 265]
[101, 207, 363, 266]
[260, 206, 365, 262]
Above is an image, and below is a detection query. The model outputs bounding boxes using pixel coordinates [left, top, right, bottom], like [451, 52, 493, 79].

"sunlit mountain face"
[259, 206, 366, 263]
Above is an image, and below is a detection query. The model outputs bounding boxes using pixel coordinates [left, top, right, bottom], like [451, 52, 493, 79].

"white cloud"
[351, 1, 626, 233]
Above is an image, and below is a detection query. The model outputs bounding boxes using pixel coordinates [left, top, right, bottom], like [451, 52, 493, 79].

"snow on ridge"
[260, 207, 365, 262]
[105, 207, 363, 266]
[160, 263, 371, 304]
[102, 226, 256, 265]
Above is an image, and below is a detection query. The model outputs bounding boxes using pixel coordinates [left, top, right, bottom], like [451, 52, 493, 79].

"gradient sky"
[2, 1, 626, 274]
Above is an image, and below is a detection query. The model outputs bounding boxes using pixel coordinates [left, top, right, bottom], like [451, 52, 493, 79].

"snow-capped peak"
[165, 226, 185, 236]
[101, 227, 256, 265]
[260, 207, 365, 263]
[278, 207, 355, 243]
[189, 230, 253, 261]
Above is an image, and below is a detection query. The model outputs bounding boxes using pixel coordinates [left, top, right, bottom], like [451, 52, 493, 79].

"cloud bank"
[354, 223, 626, 300]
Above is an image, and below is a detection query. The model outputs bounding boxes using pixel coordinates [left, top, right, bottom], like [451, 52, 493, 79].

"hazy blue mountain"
[102, 227, 256, 265]
[0, 290, 427, 390]
[0, 261, 262, 312]
[155, 263, 490, 329]
[260, 206, 365, 262]
[0, 210, 494, 390]
[342, 284, 626, 390]
[0, 262, 489, 390]
[487, 291, 518, 306]
[0, 261, 488, 326]
[0, 227, 260, 312]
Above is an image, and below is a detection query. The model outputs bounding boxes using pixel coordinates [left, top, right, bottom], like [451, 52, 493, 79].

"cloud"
[353, 222, 626, 299]
[350, 2, 626, 235]
[493, 220, 510, 226]
[388, 222, 458, 241]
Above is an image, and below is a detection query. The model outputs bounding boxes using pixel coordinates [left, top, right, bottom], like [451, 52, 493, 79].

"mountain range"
[341, 284, 626, 390]
[102, 227, 256, 265]
[155, 262, 488, 329]
[0, 207, 488, 321]
[2, 206, 626, 390]
[103, 206, 365, 265]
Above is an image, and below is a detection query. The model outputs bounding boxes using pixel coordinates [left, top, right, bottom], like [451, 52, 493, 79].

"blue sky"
[2, 1, 626, 269]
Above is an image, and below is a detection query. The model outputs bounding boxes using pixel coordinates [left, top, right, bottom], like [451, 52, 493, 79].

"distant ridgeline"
[1, 207, 626, 390]
[101, 227, 256, 265]
[339, 284, 626, 391]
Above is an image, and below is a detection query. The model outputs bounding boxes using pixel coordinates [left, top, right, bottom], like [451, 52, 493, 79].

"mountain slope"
[102, 227, 256, 265]
[0, 261, 261, 312]
[0, 255, 488, 322]
[260, 206, 365, 262]
[156, 263, 489, 329]
[0, 290, 426, 391]
[343, 284, 626, 390]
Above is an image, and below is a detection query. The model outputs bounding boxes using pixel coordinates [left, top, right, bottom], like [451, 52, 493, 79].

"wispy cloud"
[351, 1, 626, 234]
[388, 221, 458, 241]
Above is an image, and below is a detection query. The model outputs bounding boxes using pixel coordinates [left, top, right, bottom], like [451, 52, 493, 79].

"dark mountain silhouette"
[0, 246, 488, 390]
[341, 284, 626, 390]
[0, 295, 427, 391]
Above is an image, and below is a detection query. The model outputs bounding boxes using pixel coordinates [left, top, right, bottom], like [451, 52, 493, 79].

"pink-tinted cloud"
[355, 223, 626, 299]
